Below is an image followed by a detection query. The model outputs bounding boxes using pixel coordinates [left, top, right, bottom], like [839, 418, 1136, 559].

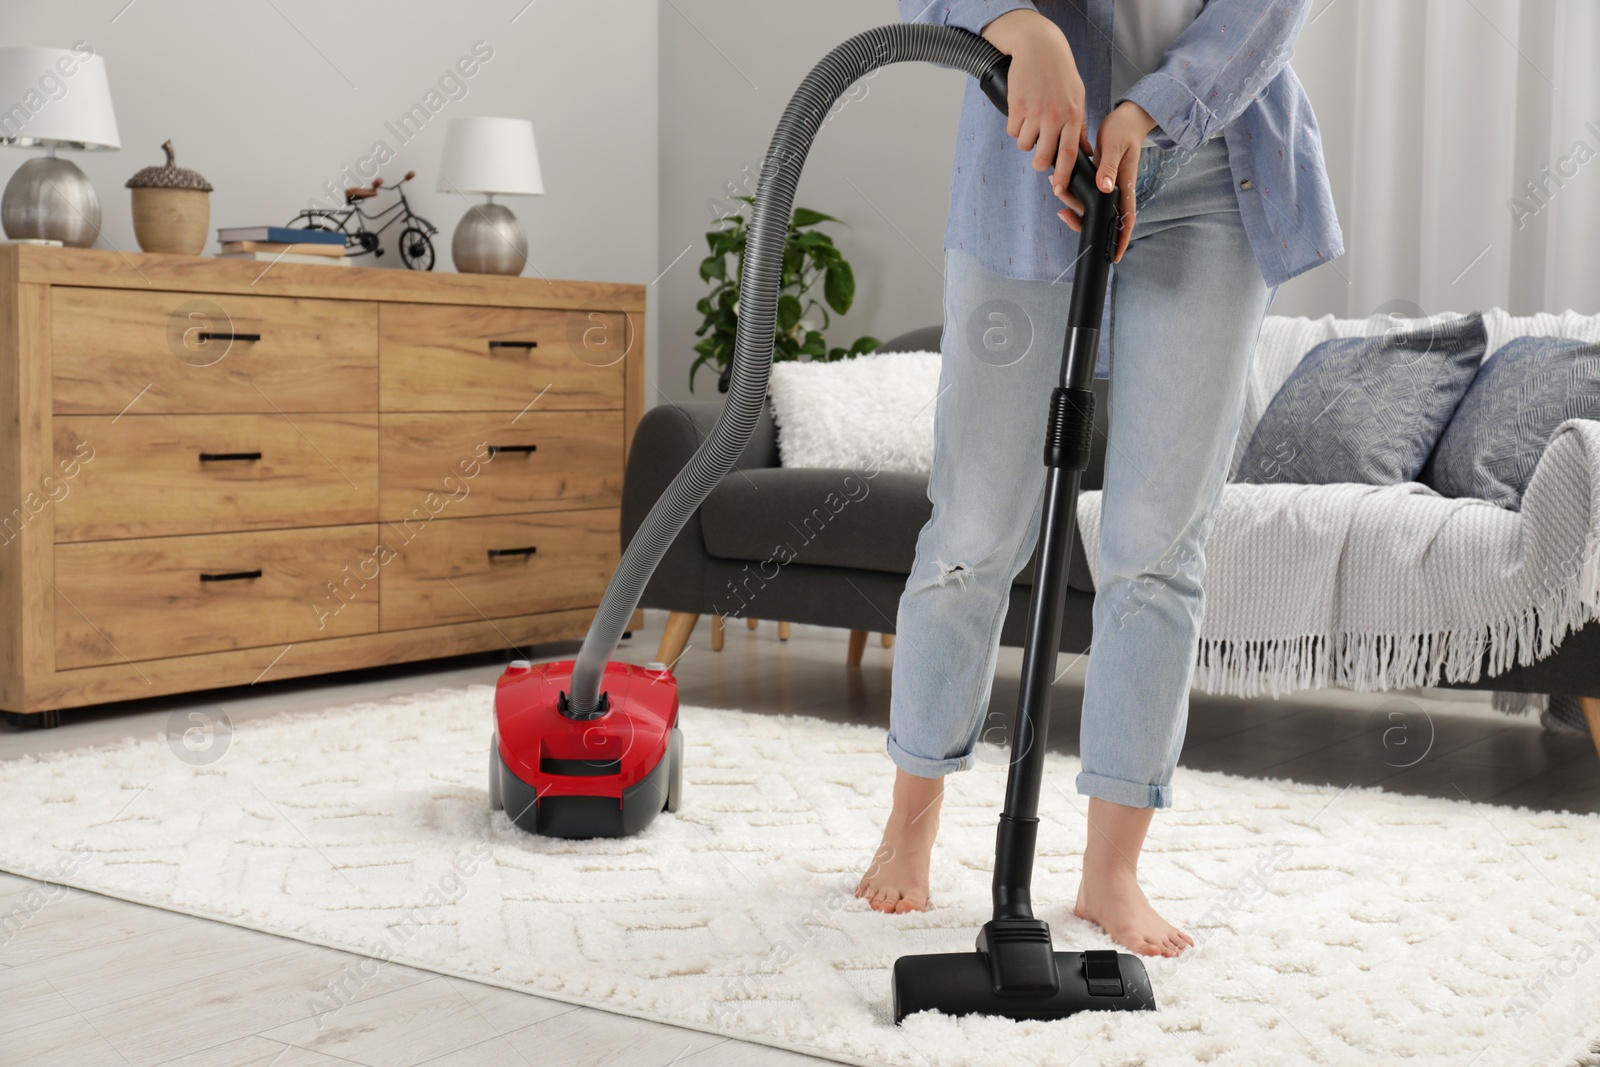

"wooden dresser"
[0, 246, 645, 722]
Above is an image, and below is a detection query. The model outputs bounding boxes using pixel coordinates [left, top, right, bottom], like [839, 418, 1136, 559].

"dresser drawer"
[53, 414, 379, 541]
[55, 526, 380, 669]
[379, 410, 622, 521]
[53, 287, 378, 414]
[379, 303, 627, 412]
[378, 510, 616, 631]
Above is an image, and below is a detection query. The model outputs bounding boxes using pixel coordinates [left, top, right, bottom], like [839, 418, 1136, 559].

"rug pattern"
[0, 687, 1596, 1066]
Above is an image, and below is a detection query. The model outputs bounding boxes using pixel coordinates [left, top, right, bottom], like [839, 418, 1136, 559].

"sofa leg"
[881, 633, 894, 648]
[746, 617, 759, 630]
[847, 629, 867, 667]
[1583, 697, 1600, 763]
[655, 612, 699, 667]
[777, 621, 791, 641]
[711, 614, 726, 651]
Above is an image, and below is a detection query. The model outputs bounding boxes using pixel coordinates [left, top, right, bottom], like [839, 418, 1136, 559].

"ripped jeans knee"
[935, 558, 972, 589]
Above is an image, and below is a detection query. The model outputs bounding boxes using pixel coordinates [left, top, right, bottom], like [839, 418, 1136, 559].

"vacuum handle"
[977, 55, 1110, 213]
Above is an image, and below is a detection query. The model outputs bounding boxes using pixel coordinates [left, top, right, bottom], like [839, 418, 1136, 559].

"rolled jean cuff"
[886, 732, 972, 779]
[1075, 770, 1173, 810]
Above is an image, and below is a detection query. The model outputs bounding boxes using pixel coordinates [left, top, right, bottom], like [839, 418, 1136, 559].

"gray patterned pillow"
[1421, 336, 1600, 510]
[1236, 313, 1487, 485]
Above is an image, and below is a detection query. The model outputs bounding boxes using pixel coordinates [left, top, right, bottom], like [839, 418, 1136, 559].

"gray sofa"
[623, 327, 1600, 706]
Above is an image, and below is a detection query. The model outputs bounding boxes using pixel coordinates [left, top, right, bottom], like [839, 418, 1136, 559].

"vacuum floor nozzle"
[892, 947, 1155, 1024]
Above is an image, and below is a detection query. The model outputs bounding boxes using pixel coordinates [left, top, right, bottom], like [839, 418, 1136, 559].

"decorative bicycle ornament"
[289, 170, 438, 270]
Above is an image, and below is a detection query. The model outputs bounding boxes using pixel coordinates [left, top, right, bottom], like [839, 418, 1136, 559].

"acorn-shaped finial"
[126, 140, 213, 192]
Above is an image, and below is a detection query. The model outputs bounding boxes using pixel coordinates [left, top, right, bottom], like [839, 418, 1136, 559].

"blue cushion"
[1421, 335, 1600, 510]
[1236, 313, 1487, 485]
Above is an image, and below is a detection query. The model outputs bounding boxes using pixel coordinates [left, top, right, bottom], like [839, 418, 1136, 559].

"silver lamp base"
[451, 201, 527, 275]
[2, 156, 101, 248]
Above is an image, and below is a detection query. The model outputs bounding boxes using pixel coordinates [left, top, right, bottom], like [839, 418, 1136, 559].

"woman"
[856, 0, 1343, 957]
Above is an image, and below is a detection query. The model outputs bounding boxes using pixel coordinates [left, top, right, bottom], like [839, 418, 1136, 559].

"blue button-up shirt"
[901, 0, 1344, 287]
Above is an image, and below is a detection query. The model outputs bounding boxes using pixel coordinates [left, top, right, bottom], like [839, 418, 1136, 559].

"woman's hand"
[981, 10, 1088, 206]
[1056, 100, 1160, 263]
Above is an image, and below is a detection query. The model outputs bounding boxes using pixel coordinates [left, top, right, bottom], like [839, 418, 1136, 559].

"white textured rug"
[1, 687, 1597, 1067]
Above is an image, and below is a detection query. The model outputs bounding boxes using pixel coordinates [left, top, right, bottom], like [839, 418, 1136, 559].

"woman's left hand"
[1056, 100, 1160, 264]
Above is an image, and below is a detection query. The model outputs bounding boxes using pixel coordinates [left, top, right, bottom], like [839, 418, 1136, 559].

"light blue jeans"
[887, 137, 1276, 809]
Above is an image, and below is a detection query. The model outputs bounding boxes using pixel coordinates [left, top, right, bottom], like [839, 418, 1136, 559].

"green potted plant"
[691, 198, 881, 393]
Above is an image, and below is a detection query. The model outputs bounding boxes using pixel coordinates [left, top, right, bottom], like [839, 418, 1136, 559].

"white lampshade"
[0, 47, 120, 150]
[437, 117, 542, 196]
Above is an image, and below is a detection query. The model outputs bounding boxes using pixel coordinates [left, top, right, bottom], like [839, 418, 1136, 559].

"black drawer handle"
[199, 451, 263, 462]
[487, 443, 537, 456]
[487, 546, 538, 559]
[488, 340, 538, 350]
[196, 332, 261, 343]
[200, 569, 263, 583]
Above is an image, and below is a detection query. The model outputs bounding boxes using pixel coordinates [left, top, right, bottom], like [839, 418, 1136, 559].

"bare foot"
[1074, 865, 1192, 957]
[1071, 796, 1193, 958]
[856, 768, 943, 914]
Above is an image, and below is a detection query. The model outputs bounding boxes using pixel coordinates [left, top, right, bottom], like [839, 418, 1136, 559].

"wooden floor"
[1, 610, 1595, 1066]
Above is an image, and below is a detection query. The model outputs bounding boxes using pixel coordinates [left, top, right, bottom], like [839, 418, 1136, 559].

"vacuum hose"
[564, 23, 1013, 716]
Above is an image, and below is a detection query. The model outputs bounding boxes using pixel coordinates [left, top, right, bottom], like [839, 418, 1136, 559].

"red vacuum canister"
[490, 658, 683, 838]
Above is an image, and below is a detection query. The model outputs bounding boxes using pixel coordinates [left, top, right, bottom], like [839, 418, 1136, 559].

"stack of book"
[215, 226, 349, 265]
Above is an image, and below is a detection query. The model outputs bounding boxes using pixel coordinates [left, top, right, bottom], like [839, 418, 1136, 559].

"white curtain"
[1288, 0, 1600, 318]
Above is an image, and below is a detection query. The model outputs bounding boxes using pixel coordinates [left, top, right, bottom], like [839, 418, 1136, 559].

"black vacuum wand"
[890, 61, 1158, 1024]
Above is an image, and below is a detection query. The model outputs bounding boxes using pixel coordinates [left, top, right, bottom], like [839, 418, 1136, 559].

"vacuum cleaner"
[489, 20, 1156, 1023]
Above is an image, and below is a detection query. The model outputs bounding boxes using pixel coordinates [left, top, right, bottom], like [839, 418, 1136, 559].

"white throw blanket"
[1077, 418, 1600, 697]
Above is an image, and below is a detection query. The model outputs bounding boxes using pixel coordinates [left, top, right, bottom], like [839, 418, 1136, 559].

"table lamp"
[437, 117, 543, 275]
[0, 46, 121, 248]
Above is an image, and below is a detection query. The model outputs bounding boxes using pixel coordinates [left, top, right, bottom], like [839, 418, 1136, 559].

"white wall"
[658, 1, 961, 404]
[0, 0, 660, 402]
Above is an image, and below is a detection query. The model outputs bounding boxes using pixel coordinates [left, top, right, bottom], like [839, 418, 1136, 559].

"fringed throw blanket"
[1075, 418, 1600, 698]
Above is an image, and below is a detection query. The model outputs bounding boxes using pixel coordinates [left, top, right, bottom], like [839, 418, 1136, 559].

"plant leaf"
[824, 261, 855, 315]
[792, 207, 839, 228]
[777, 294, 803, 332]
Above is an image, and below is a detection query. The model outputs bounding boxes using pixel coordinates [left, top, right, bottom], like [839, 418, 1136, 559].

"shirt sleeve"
[1118, 0, 1313, 151]
[898, 0, 1037, 34]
